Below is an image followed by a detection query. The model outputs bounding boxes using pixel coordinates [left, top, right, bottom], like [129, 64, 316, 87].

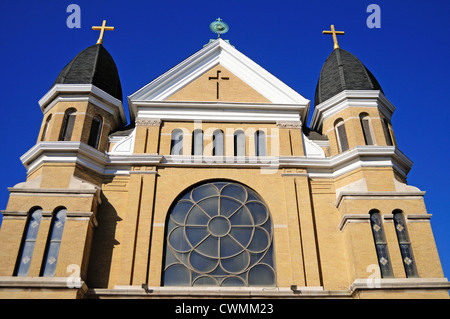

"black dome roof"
[314, 48, 383, 106]
[53, 44, 122, 101]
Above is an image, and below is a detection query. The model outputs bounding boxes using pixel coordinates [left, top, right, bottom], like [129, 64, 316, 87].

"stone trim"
[338, 214, 370, 231]
[136, 119, 162, 127]
[85, 278, 450, 298]
[276, 121, 302, 129]
[0, 276, 86, 290]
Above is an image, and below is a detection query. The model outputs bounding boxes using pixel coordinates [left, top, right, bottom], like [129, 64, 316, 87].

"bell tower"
[311, 25, 397, 157]
[0, 21, 126, 298]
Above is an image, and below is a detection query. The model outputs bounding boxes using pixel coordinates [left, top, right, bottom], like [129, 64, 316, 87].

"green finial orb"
[210, 18, 229, 38]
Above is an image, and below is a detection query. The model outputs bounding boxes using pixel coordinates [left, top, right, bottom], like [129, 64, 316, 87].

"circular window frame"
[163, 181, 276, 287]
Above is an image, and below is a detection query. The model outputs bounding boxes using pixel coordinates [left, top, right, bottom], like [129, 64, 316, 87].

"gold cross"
[323, 25, 345, 50]
[92, 20, 115, 45]
[209, 70, 229, 99]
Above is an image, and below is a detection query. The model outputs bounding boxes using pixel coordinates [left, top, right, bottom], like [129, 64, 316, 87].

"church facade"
[0, 22, 449, 299]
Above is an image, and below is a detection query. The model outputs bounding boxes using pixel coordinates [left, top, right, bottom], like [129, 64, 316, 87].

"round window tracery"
[163, 181, 276, 287]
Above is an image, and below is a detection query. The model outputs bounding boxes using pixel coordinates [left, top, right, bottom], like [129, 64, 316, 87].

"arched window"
[234, 130, 245, 157]
[393, 210, 418, 278]
[360, 113, 374, 145]
[369, 210, 393, 278]
[335, 119, 349, 152]
[15, 208, 42, 276]
[192, 129, 204, 156]
[41, 208, 67, 277]
[41, 114, 52, 141]
[170, 129, 184, 155]
[88, 115, 103, 149]
[382, 118, 393, 146]
[212, 129, 224, 156]
[59, 108, 77, 141]
[162, 181, 276, 287]
[255, 130, 267, 156]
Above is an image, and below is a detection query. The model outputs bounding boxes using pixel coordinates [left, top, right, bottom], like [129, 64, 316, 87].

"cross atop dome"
[322, 24, 345, 50]
[92, 20, 115, 45]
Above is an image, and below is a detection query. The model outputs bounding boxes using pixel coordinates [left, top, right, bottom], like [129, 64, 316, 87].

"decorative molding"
[136, 119, 162, 127]
[19, 142, 415, 183]
[276, 121, 302, 129]
[133, 101, 304, 123]
[0, 276, 86, 290]
[303, 134, 326, 158]
[335, 190, 426, 209]
[110, 128, 136, 155]
[338, 214, 370, 231]
[86, 278, 450, 298]
[350, 278, 450, 292]
[310, 90, 396, 131]
[406, 214, 432, 222]
[38, 84, 126, 127]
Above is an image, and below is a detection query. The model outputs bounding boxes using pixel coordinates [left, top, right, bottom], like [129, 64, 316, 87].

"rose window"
[162, 181, 276, 287]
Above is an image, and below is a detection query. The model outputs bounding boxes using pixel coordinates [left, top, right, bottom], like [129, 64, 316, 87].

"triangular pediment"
[128, 39, 310, 121]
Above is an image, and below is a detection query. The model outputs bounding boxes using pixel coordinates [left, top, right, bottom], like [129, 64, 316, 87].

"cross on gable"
[208, 70, 229, 99]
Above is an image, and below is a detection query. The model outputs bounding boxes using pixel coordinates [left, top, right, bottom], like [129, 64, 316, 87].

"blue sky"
[0, 1, 449, 279]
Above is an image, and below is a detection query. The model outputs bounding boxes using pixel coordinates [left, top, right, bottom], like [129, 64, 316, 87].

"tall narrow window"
[234, 130, 245, 156]
[170, 129, 184, 155]
[88, 116, 103, 149]
[41, 114, 52, 141]
[192, 129, 203, 155]
[41, 208, 67, 277]
[369, 210, 393, 278]
[255, 130, 267, 156]
[382, 118, 393, 146]
[335, 119, 349, 152]
[15, 208, 42, 276]
[393, 210, 418, 278]
[360, 113, 374, 145]
[212, 129, 224, 156]
[59, 108, 76, 141]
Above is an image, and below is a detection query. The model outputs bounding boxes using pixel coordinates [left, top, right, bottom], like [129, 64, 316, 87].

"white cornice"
[20, 142, 413, 181]
[38, 84, 127, 127]
[310, 90, 396, 131]
[134, 100, 304, 123]
[128, 39, 310, 123]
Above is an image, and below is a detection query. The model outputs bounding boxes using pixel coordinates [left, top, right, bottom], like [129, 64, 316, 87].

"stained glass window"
[163, 181, 276, 287]
[369, 210, 393, 278]
[393, 211, 418, 278]
[41, 208, 67, 277]
[15, 208, 42, 276]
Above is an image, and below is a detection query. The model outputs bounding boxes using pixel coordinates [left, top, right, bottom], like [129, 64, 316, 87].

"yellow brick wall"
[167, 64, 270, 103]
